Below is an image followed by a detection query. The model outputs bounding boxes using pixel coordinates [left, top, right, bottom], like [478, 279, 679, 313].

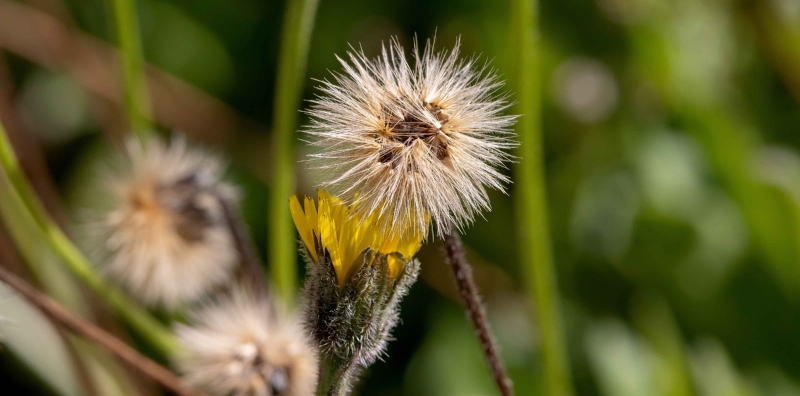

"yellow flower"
[290, 190, 426, 285]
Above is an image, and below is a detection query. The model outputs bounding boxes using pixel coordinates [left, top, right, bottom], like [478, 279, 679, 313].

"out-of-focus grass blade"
[268, 0, 320, 304]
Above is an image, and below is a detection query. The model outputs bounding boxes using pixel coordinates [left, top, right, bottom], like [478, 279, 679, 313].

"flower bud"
[304, 251, 419, 394]
[290, 190, 425, 394]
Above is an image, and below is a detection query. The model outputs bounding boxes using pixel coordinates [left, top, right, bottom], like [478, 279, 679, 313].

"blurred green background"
[2, 0, 800, 395]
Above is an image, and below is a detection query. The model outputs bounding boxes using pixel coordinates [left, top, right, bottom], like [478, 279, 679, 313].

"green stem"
[268, 0, 320, 304]
[315, 358, 353, 396]
[108, 0, 151, 136]
[632, 293, 694, 396]
[0, 119, 177, 356]
[510, 0, 574, 395]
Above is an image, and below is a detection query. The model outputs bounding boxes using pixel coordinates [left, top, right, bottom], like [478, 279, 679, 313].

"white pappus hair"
[304, 37, 518, 237]
[97, 137, 239, 309]
[175, 288, 318, 396]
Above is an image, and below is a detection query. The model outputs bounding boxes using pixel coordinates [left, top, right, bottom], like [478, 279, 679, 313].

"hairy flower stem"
[443, 232, 514, 396]
[316, 358, 355, 396]
[0, 265, 196, 396]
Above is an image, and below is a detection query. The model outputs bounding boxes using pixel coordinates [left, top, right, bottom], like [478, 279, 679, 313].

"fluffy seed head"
[305, 37, 517, 237]
[96, 137, 238, 309]
[175, 288, 318, 396]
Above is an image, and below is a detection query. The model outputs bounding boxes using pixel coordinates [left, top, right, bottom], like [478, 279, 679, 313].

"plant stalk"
[510, 0, 574, 394]
[108, 0, 151, 135]
[315, 358, 354, 396]
[268, 0, 320, 304]
[218, 194, 269, 299]
[443, 232, 514, 396]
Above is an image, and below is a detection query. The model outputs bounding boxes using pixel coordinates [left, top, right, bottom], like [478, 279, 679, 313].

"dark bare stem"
[0, 265, 200, 396]
[443, 232, 514, 396]
[218, 195, 269, 299]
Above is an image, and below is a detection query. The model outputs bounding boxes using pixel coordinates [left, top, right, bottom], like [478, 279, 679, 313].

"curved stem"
[268, 0, 320, 304]
[443, 232, 514, 396]
[0, 265, 198, 396]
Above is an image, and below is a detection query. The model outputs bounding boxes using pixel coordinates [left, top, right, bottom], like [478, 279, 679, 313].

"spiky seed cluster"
[305, 37, 517, 237]
[175, 288, 318, 396]
[97, 137, 238, 309]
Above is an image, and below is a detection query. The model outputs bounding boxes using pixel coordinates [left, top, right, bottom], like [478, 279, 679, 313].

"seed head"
[305, 37, 517, 237]
[96, 137, 238, 309]
[175, 287, 318, 396]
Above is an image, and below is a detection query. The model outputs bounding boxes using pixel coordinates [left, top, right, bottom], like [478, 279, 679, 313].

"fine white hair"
[175, 288, 318, 396]
[94, 137, 239, 309]
[305, 37, 517, 237]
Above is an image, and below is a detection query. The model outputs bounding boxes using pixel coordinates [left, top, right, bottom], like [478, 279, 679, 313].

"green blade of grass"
[108, 0, 151, 136]
[268, 0, 320, 304]
[510, 0, 574, 395]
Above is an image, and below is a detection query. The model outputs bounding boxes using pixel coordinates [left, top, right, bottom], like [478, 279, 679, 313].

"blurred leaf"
[0, 285, 82, 396]
[688, 338, 760, 396]
[585, 319, 659, 396]
[18, 72, 91, 145]
[631, 293, 694, 396]
[142, 1, 235, 95]
[404, 301, 500, 396]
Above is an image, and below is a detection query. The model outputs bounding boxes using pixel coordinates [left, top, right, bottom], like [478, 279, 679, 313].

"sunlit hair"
[304, 37, 517, 237]
[96, 137, 238, 309]
[175, 287, 318, 396]
[289, 189, 426, 285]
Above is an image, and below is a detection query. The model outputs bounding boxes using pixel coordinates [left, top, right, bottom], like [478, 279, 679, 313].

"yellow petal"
[387, 255, 405, 278]
[397, 228, 425, 261]
[320, 189, 343, 206]
[289, 196, 317, 262]
[396, 211, 428, 260]
[351, 214, 375, 260]
[338, 216, 354, 275]
[319, 200, 345, 285]
[304, 196, 319, 240]
[378, 231, 401, 254]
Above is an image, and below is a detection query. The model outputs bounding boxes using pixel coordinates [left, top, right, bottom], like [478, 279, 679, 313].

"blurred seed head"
[305, 37, 517, 238]
[96, 137, 238, 309]
[175, 287, 318, 396]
